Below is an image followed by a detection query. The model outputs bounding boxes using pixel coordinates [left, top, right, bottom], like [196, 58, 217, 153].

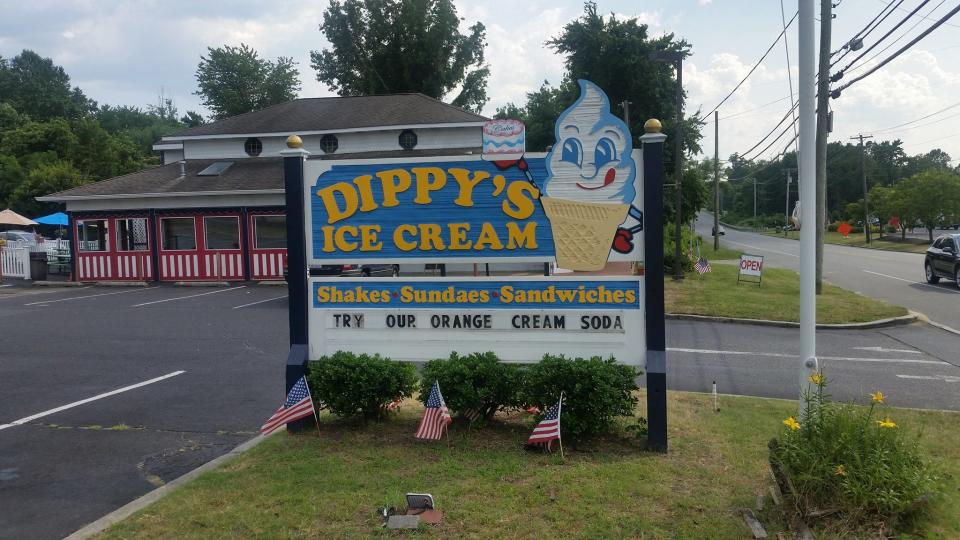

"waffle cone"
[541, 197, 629, 271]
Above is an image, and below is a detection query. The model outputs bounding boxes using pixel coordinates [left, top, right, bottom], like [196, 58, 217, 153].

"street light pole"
[714, 110, 720, 251]
[852, 133, 873, 244]
[786, 170, 793, 234]
[650, 50, 686, 281]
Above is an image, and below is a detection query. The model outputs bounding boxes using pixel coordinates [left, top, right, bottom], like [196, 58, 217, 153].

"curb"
[91, 281, 150, 287]
[257, 280, 287, 286]
[911, 311, 960, 336]
[666, 311, 919, 330]
[65, 432, 275, 539]
[173, 281, 231, 287]
[30, 281, 85, 287]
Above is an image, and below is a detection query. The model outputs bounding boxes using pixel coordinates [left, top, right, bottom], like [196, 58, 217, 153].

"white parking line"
[896, 374, 960, 383]
[232, 295, 288, 309]
[863, 269, 960, 294]
[0, 284, 12, 288]
[132, 286, 247, 307]
[0, 371, 186, 431]
[722, 239, 800, 258]
[667, 347, 948, 365]
[24, 287, 157, 306]
[854, 346, 921, 354]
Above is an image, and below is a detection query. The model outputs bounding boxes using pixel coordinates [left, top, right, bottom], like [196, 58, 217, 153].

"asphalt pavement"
[1, 278, 958, 539]
[697, 213, 960, 331]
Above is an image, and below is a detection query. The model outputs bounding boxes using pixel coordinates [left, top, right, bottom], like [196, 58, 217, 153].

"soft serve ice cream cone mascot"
[541, 80, 638, 271]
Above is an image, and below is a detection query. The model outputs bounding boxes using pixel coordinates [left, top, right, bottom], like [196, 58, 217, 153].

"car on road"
[0, 230, 40, 248]
[924, 234, 960, 286]
[712, 225, 726, 236]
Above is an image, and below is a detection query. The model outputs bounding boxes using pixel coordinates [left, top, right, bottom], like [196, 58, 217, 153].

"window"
[399, 129, 418, 150]
[254, 215, 286, 249]
[933, 238, 944, 249]
[320, 134, 339, 154]
[204, 217, 240, 250]
[78, 220, 108, 252]
[161, 218, 196, 250]
[244, 137, 262, 157]
[117, 218, 149, 251]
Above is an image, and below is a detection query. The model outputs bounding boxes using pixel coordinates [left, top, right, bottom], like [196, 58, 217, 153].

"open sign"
[738, 254, 764, 286]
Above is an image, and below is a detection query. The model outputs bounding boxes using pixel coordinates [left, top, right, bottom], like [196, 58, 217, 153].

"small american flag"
[415, 381, 452, 440]
[694, 257, 712, 275]
[527, 397, 562, 448]
[260, 376, 316, 435]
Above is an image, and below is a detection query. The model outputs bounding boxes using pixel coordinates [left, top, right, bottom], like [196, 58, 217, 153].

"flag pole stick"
[557, 392, 565, 461]
[302, 376, 322, 440]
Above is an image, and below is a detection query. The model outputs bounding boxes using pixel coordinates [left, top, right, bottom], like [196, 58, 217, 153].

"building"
[39, 94, 487, 282]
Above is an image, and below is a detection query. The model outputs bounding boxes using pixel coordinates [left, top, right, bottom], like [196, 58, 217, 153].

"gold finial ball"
[644, 119, 662, 133]
[286, 134, 303, 148]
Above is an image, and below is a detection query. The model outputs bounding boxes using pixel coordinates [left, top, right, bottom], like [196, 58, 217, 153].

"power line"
[744, 115, 799, 161]
[832, 0, 904, 66]
[703, 10, 798, 117]
[780, 0, 800, 157]
[832, 0, 932, 78]
[870, 100, 960, 134]
[880, 0, 960, 27]
[845, 0, 946, 76]
[719, 95, 792, 120]
[833, 3, 960, 95]
[737, 102, 799, 159]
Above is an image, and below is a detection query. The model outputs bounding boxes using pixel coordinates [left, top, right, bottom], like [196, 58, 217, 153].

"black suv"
[924, 234, 960, 286]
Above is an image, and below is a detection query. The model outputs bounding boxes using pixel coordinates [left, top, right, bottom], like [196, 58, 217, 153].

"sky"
[2, 0, 960, 164]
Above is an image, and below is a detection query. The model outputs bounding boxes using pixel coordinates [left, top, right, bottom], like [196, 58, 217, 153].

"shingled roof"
[165, 94, 487, 139]
[40, 147, 482, 200]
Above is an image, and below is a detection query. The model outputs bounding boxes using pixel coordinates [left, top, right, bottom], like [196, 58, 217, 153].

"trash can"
[29, 251, 48, 281]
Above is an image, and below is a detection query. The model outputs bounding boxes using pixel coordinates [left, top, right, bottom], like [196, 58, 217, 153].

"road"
[1, 281, 958, 539]
[697, 213, 960, 331]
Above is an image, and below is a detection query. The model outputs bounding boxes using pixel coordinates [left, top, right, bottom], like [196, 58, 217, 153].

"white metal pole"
[798, 0, 819, 414]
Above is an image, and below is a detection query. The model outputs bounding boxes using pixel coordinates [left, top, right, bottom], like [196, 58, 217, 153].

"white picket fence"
[1, 246, 31, 280]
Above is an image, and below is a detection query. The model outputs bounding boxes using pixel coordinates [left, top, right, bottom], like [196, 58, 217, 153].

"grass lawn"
[763, 230, 931, 254]
[665, 264, 908, 323]
[99, 392, 959, 539]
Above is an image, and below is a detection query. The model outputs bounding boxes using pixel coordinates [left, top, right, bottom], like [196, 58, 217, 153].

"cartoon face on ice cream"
[543, 80, 636, 203]
[539, 80, 638, 271]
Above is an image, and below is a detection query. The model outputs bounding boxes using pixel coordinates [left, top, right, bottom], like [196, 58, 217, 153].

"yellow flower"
[877, 418, 897, 429]
[808, 372, 825, 385]
[783, 417, 801, 431]
[870, 391, 885, 404]
[835, 464, 846, 476]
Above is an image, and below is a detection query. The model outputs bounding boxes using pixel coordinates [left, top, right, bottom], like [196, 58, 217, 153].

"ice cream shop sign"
[301, 80, 647, 364]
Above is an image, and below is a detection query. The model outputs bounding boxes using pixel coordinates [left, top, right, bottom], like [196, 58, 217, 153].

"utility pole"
[753, 177, 757, 220]
[814, 0, 832, 295]
[714, 110, 720, 251]
[852, 133, 874, 244]
[786, 170, 793, 234]
[620, 100, 632, 128]
[798, 0, 819, 414]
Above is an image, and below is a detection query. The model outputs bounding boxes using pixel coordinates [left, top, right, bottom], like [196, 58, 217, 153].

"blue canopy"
[34, 212, 68, 226]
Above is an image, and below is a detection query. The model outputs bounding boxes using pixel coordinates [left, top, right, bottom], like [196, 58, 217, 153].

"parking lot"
[0, 284, 290, 540]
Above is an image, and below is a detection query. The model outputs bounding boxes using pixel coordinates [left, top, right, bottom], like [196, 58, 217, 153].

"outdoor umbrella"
[0, 208, 38, 226]
[33, 212, 68, 226]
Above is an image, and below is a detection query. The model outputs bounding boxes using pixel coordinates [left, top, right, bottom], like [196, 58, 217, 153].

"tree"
[180, 111, 205, 127]
[901, 170, 960, 243]
[8, 160, 85, 216]
[0, 50, 95, 121]
[495, 82, 567, 151]
[0, 154, 24, 207]
[194, 43, 301, 119]
[311, 0, 489, 112]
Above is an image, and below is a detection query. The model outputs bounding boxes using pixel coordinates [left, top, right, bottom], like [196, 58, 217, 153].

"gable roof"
[166, 94, 488, 140]
[39, 147, 482, 201]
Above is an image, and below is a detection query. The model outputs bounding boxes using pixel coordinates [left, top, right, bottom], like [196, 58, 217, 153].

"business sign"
[738, 254, 764, 286]
[304, 80, 643, 271]
[307, 276, 645, 365]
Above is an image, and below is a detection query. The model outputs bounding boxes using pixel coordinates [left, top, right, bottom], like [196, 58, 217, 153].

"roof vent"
[197, 161, 234, 176]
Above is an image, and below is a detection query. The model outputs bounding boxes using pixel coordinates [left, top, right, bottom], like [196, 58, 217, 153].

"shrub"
[521, 355, 638, 443]
[420, 351, 523, 422]
[769, 372, 939, 533]
[307, 351, 417, 420]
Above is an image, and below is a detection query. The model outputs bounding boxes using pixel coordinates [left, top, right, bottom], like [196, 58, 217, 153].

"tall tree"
[194, 44, 301, 119]
[0, 50, 95, 121]
[902, 169, 960, 243]
[8, 160, 85, 216]
[311, 0, 489, 112]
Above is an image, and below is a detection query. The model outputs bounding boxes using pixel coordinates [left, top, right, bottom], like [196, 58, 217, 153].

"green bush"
[663, 222, 696, 273]
[521, 355, 638, 443]
[307, 351, 417, 420]
[827, 222, 839, 232]
[770, 372, 939, 532]
[420, 352, 523, 422]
